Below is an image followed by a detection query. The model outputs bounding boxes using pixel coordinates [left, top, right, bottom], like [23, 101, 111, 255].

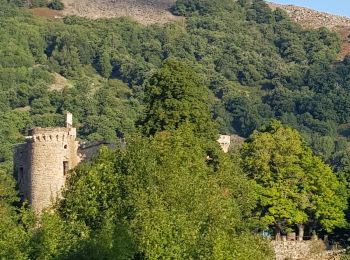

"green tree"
[57, 126, 272, 259]
[241, 121, 347, 239]
[29, 212, 76, 259]
[98, 51, 113, 78]
[0, 170, 31, 259]
[121, 127, 271, 259]
[141, 59, 217, 138]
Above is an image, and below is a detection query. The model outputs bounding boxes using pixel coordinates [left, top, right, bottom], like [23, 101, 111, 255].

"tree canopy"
[141, 59, 217, 138]
[241, 121, 348, 238]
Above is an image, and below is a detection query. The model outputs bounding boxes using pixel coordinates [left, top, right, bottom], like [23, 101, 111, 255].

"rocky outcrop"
[60, 0, 182, 25]
[268, 2, 350, 29]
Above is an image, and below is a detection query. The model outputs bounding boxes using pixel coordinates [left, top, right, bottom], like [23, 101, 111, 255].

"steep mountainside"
[32, 0, 350, 57]
[268, 2, 350, 59]
[31, 1, 350, 58]
[59, 0, 180, 24]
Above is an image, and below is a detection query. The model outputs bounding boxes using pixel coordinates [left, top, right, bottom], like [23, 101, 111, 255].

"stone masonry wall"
[13, 143, 31, 201]
[14, 127, 79, 214]
[272, 240, 339, 260]
[29, 128, 79, 213]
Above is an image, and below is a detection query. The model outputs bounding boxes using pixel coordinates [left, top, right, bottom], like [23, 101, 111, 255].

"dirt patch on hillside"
[14, 106, 31, 112]
[336, 27, 350, 60]
[49, 73, 68, 91]
[59, 0, 182, 25]
[31, 8, 62, 18]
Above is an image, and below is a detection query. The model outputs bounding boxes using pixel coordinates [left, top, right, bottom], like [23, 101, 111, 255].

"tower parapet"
[28, 127, 77, 143]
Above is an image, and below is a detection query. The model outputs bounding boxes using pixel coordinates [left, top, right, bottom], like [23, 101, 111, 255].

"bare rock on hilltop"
[60, 0, 182, 25]
[268, 2, 350, 29]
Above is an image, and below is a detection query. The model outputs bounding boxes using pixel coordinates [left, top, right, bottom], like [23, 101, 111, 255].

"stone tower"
[13, 112, 80, 213]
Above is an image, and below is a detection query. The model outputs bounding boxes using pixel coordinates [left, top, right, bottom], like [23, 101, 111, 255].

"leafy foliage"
[56, 127, 273, 259]
[48, 0, 64, 10]
[141, 59, 217, 138]
[241, 121, 348, 236]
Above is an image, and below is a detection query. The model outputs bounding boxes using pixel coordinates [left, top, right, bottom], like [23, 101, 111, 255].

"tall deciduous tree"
[241, 120, 347, 239]
[141, 59, 217, 139]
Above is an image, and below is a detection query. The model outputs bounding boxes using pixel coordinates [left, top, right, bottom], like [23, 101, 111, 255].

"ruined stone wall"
[13, 143, 31, 201]
[272, 240, 339, 260]
[78, 141, 113, 162]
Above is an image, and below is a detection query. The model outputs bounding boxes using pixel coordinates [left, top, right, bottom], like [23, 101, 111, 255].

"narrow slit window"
[63, 161, 69, 176]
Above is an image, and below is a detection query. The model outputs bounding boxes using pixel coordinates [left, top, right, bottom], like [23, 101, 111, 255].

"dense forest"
[2, 0, 350, 258]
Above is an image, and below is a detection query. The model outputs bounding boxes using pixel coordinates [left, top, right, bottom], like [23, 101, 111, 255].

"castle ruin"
[13, 113, 238, 213]
[13, 112, 105, 213]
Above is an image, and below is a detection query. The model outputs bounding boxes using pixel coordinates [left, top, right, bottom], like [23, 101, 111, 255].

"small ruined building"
[217, 135, 231, 153]
[13, 113, 237, 213]
[13, 113, 108, 214]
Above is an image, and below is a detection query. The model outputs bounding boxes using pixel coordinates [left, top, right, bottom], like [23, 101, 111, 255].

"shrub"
[48, 0, 64, 10]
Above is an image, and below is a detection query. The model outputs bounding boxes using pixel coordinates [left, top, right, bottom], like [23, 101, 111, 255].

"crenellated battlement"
[28, 127, 76, 143]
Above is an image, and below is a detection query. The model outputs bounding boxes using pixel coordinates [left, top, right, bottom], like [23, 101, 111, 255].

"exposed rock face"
[49, 73, 68, 92]
[268, 2, 350, 29]
[337, 27, 350, 60]
[60, 0, 181, 24]
[217, 135, 245, 153]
